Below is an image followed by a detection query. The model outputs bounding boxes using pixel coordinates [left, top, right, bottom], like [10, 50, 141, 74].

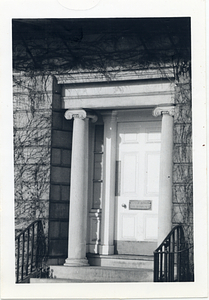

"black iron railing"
[154, 225, 193, 282]
[15, 220, 47, 283]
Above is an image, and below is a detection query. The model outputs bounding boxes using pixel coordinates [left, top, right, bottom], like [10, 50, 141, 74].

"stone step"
[30, 278, 99, 283]
[44, 265, 153, 282]
[87, 254, 154, 270]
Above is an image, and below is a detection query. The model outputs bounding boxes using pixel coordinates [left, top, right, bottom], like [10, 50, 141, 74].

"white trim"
[116, 108, 161, 123]
[86, 122, 95, 252]
[99, 111, 117, 255]
[62, 80, 175, 110]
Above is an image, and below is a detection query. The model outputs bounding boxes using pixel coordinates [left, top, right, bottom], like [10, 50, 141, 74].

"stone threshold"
[87, 253, 154, 260]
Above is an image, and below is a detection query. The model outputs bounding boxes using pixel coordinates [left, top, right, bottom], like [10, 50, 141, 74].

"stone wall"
[48, 79, 72, 265]
[172, 72, 193, 277]
[172, 72, 193, 245]
[13, 74, 53, 239]
[13, 74, 72, 264]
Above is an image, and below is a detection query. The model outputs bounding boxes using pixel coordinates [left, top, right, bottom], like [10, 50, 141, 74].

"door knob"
[122, 203, 127, 208]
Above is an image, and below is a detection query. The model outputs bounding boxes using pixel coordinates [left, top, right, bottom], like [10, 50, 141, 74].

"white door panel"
[121, 214, 136, 239]
[145, 151, 160, 195]
[122, 152, 138, 195]
[116, 121, 161, 254]
[144, 214, 158, 240]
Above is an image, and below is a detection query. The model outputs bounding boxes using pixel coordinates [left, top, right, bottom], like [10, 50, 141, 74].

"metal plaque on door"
[129, 200, 152, 210]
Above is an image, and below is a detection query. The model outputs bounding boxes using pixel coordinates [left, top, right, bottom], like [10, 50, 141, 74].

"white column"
[64, 109, 97, 266]
[99, 111, 117, 255]
[153, 106, 175, 245]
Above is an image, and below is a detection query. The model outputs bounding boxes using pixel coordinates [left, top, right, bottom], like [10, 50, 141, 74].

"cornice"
[56, 68, 174, 85]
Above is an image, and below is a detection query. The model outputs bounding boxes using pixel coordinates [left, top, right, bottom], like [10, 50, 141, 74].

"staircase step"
[46, 265, 153, 282]
[87, 254, 154, 269]
[30, 278, 97, 283]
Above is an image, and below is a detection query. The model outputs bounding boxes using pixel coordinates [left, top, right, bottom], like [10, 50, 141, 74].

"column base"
[99, 245, 114, 255]
[64, 257, 89, 267]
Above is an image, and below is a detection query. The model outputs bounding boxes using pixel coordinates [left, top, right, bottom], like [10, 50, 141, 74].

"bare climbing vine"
[13, 74, 52, 236]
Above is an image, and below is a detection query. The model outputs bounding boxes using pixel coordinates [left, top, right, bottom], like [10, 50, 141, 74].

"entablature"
[59, 69, 175, 110]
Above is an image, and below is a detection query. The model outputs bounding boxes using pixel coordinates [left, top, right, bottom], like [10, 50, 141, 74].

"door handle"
[121, 203, 127, 208]
[115, 161, 121, 196]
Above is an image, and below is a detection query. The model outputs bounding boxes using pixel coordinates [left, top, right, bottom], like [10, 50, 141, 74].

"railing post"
[154, 252, 159, 282]
[169, 252, 174, 281]
[186, 248, 190, 280]
[36, 221, 41, 268]
[25, 228, 30, 276]
[160, 251, 163, 281]
[21, 232, 25, 282]
[164, 252, 168, 281]
[30, 223, 35, 273]
[16, 237, 20, 283]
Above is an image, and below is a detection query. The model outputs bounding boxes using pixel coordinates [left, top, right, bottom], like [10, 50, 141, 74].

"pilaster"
[99, 111, 117, 255]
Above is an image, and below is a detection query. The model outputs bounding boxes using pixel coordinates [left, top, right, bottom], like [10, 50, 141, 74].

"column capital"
[65, 109, 98, 123]
[152, 106, 175, 118]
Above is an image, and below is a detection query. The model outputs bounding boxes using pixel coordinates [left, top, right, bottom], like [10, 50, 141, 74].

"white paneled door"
[115, 121, 161, 255]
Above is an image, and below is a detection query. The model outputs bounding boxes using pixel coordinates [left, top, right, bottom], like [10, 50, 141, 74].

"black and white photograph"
[0, 0, 208, 299]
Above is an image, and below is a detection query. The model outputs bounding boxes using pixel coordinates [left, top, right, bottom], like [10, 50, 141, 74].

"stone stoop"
[31, 265, 153, 283]
[30, 255, 154, 283]
[87, 254, 154, 270]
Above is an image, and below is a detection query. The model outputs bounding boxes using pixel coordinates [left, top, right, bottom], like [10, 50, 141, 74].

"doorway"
[115, 120, 161, 255]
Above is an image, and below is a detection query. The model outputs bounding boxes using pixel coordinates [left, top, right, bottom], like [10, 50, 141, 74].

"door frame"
[61, 72, 175, 257]
[98, 108, 162, 255]
[114, 117, 162, 255]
